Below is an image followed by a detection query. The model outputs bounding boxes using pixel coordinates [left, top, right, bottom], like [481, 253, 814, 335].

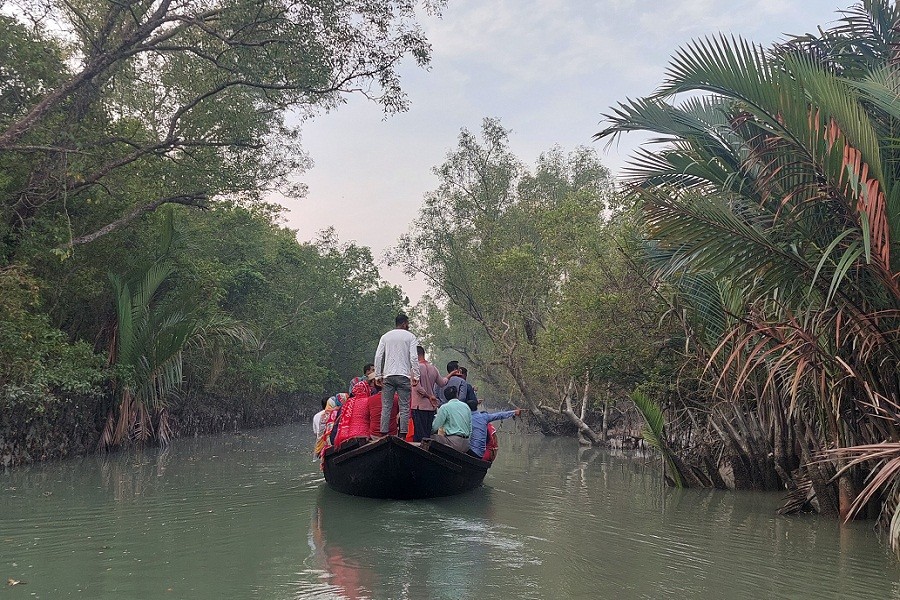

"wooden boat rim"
[325, 435, 490, 474]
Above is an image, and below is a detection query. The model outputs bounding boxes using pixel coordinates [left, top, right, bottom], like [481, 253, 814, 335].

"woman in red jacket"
[332, 381, 374, 448]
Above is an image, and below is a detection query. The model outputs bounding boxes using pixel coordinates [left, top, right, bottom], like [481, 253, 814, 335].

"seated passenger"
[348, 363, 376, 394]
[314, 393, 349, 458]
[466, 399, 519, 459]
[316, 411, 337, 459]
[313, 397, 328, 438]
[325, 392, 347, 413]
[430, 385, 472, 453]
[350, 379, 371, 403]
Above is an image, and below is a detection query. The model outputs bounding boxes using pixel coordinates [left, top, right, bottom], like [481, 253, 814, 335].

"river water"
[2, 423, 899, 599]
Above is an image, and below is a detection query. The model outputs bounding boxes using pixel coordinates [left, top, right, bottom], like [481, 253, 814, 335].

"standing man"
[459, 366, 478, 405]
[438, 360, 468, 405]
[373, 313, 420, 438]
[411, 346, 452, 442]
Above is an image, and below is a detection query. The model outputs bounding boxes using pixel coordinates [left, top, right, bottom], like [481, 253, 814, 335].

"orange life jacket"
[483, 423, 499, 461]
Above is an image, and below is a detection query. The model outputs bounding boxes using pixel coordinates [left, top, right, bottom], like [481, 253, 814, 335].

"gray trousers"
[432, 433, 470, 454]
[381, 375, 411, 435]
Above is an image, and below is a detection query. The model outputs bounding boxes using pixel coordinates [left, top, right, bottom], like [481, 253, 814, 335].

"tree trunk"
[539, 377, 604, 446]
[560, 406, 604, 446]
[601, 400, 610, 443]
[838, 474, 855, 521]
[711, 405, 782, 491]
[577, 372, 592, 446]
[796, 418, 840, 516]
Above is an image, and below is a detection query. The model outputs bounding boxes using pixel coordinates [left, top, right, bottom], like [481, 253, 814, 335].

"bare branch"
[0, 0, 176, 149]
[59, 191, 207, 249]
[6, 145, 90, 154]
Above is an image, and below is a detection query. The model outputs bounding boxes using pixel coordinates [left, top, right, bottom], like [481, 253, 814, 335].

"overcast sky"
[273, 0, 843, 304]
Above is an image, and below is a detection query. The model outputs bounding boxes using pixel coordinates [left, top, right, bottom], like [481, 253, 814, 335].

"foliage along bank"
[398, 1, 900, 557]
[1, 0, 440, 465]
[598, 0, 900, 552]
[1, 204, 406, 466]
[393, 119, 679, 445]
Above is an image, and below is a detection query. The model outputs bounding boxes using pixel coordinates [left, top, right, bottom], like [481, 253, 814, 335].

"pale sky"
[274, 0, 843, 304]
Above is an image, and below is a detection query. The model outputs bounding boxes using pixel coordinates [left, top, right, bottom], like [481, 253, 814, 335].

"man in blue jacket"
[437, 360, 468, 405]
[465, 398, 520, 458]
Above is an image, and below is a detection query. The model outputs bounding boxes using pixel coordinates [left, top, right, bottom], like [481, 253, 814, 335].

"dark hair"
[416, 345, 425, 357]
[363, 363, 375, 374]
[444, 385, 458, 400]
[320, 397, 328, 410]
[466, 398, 478, 411]
[460, 366, 468, 378]
[446, 360, 459, 374]
[395, 313, 409, 327]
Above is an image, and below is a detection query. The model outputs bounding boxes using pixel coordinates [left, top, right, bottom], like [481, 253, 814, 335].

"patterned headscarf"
[314, 393, 349, 459]
[326, 393, 347, 410]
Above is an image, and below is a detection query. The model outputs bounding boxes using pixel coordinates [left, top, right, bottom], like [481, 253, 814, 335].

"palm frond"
[631, 390, 685, 488]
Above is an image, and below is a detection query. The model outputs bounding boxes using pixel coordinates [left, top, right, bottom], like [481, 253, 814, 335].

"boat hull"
[322, 436, 490, 499]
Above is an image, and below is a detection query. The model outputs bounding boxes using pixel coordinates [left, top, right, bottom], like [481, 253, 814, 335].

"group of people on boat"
[313, 313, 520, 461]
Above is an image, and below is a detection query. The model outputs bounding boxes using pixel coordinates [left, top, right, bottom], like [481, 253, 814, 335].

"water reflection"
[304, 485, 538, 600]
[308, 494, 375, 600]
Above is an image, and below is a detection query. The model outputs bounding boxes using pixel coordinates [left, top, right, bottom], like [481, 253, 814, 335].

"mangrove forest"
[4, 0, 900, 575]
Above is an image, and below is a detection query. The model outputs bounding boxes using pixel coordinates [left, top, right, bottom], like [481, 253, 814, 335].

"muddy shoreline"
[0, 393, 320, 468]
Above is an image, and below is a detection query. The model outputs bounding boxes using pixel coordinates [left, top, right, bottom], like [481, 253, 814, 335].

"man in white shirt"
[373, 313, 420, 437]
[312, 397, 328, 437]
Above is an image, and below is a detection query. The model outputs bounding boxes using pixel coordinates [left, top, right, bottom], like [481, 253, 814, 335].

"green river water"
[2, 423, 899, 599]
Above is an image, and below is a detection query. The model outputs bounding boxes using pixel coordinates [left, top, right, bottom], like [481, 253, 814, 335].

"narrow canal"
[2, 424, 898, 599]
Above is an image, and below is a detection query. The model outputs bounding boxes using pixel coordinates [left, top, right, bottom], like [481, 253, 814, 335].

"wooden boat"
[322, 435, 491, 499]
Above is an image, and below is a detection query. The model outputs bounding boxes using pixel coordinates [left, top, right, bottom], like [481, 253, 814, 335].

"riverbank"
[0, 392, 319, 468]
